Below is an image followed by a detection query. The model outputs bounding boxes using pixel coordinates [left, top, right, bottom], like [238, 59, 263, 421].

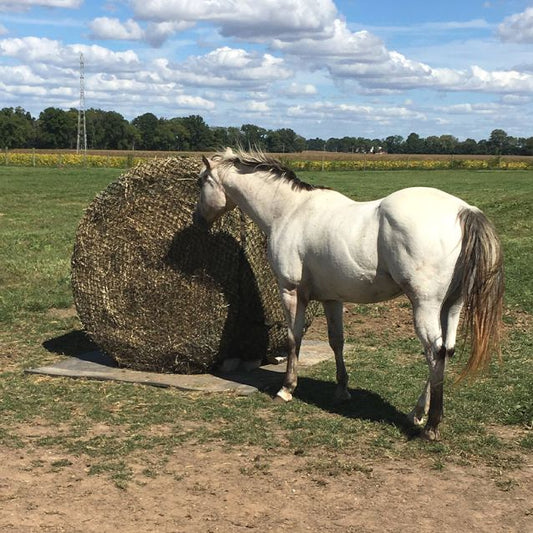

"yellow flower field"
[1, 150, 531, 170]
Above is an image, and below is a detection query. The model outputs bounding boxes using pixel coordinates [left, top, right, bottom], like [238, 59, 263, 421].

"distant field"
[3, 148, 533, 170]
[7, 147, 533, 161]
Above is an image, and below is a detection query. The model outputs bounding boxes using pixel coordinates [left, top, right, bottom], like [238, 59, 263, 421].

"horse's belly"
[308, 269, 403, 303]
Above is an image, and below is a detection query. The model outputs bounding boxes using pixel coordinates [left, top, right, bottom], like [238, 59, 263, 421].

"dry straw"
[71, 157, 317, 374]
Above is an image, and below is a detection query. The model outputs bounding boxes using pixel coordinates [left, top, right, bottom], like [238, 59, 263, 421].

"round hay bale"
[71, 157, 318, 374]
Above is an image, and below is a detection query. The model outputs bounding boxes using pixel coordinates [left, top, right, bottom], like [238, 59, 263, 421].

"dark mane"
[217, 148, 326, 192]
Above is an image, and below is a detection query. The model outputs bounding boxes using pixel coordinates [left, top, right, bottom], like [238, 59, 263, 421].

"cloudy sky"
[1, 0, 532, 140]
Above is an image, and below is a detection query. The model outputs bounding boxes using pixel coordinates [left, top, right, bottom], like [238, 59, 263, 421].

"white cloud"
[131, 0, 337, 40]
[435, 102, 501, 115]
[500, 94, 531, 105]
[274, 18, 533, 96]
[0, 0, 82, 11]
[463, 65, 533, 93]
[88, 17, 193, 47]
[171, 47, 292, 88]
[89, 17, 144, 41]
[0, 64, 44, 85]
[287, 101, 426, 123]
[246, 101, 270, 112]
[144, 21, 194, 47]
[283, 82, 317, 97]
[498, 7, 533, 43]
[273, 20, 387, 63]
[0, 37, 141, 72]
[175, 95, 215, 110]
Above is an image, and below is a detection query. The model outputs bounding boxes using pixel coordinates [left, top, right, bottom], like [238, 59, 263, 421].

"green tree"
[325, 137, 340, 152]
[456, 138, 479, 155]
[0, 107, 35, 148]
[86, 109, 130, 149]
[36, 107, 77, 148]
[167, 118, 191, 151]
[226, 127, 243, 148]
[488, 129, 509, 155]
[123, 122, 141, 150]
[306, 137, 326, 151]
[384, 135, 404, 153]
[337, 136, 356, 152]
[520, 137, 533, 156]
[211, 126, 229, 148]
[439, 135, 458, 154]
[131, 112, 159, 150]
[240, 124, 266, 150]
[405, 132, 424, 154]
[180, 115, 214, 151]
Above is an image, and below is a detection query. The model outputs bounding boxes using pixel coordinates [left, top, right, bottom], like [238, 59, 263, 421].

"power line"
[76, 52, 87, 154]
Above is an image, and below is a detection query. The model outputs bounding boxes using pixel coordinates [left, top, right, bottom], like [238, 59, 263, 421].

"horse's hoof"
[274, 388, 293, 403]
[407, 410, 425, 427]
[420, 427, 440, 442]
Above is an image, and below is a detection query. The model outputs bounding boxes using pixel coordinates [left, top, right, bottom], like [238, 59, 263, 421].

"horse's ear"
[202, 155, 211, 170]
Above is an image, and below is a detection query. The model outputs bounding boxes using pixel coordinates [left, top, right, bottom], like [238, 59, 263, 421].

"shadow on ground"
[293, 376, 419, 438]
[42, 331, 418, 438]
[42, 330, 99, 358]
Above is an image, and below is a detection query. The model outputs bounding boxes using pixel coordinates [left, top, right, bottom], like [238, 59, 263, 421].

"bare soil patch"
[1, 440, 531, 533]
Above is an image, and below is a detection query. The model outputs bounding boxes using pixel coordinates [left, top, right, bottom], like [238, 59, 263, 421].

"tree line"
[1, 106, 532, 155]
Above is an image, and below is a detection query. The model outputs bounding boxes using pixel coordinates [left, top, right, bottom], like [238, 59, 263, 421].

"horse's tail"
[456, 207, 504, 380]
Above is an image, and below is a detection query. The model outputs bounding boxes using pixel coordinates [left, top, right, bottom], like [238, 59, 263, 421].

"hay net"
[71, 156, 317, 374]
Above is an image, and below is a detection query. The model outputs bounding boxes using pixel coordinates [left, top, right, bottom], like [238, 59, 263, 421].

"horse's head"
[193, 151, 236, 228]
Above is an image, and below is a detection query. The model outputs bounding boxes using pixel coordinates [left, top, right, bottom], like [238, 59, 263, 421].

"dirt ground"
[1, 440, 531, 533]
[2, 300, 531, 532]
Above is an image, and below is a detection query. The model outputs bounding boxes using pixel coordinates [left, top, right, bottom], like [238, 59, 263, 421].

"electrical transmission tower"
[76, 52, 87, 154]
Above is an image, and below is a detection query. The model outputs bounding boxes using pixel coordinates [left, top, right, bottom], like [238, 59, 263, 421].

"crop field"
[0, 165, 531, 531]
[2, 148, 533, 171]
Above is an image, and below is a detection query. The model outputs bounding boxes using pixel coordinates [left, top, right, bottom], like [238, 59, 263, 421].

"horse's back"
[380, 187, 468, 219]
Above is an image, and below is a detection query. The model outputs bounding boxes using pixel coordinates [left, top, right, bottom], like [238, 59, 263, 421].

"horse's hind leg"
[323, 300, 351, 403]
[441, 294, 463, 360]
[411, 301, 447, 440]
[408, 294, 463, 428]
[275, 286, 307, 403]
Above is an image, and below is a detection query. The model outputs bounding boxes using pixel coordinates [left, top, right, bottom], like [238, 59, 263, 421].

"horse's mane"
[214, 147, 324, 192]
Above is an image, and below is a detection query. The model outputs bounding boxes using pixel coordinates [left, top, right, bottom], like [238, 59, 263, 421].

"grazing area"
[0, 165, 531, 531]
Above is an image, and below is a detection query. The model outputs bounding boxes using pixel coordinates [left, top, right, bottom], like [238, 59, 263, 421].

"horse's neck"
[223, 170, 304, 235]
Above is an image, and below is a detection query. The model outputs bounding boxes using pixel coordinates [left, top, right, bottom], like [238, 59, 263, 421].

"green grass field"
[0, 166, 531, 486]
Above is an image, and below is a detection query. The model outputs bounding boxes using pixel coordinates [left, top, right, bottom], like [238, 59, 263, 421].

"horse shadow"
[295, 376, 419, 438]
[218, 363, 419, 438]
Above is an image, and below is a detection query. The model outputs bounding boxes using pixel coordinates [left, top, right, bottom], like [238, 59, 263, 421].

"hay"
[71, 157, 318, 374]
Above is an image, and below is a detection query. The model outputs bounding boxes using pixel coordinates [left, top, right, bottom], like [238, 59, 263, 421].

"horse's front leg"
[408, 379, 430, 426]
[275, 286, 307, 403]
[323, 300, 351, 403]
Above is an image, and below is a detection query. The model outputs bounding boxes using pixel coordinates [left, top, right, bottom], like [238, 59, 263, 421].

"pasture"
[0, 165, 532, 531]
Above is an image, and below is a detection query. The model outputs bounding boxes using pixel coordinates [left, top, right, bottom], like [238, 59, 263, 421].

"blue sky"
[1, 0, 532, 140]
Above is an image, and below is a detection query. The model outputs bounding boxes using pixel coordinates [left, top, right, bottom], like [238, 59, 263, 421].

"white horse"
[193, 148, 504, 440]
